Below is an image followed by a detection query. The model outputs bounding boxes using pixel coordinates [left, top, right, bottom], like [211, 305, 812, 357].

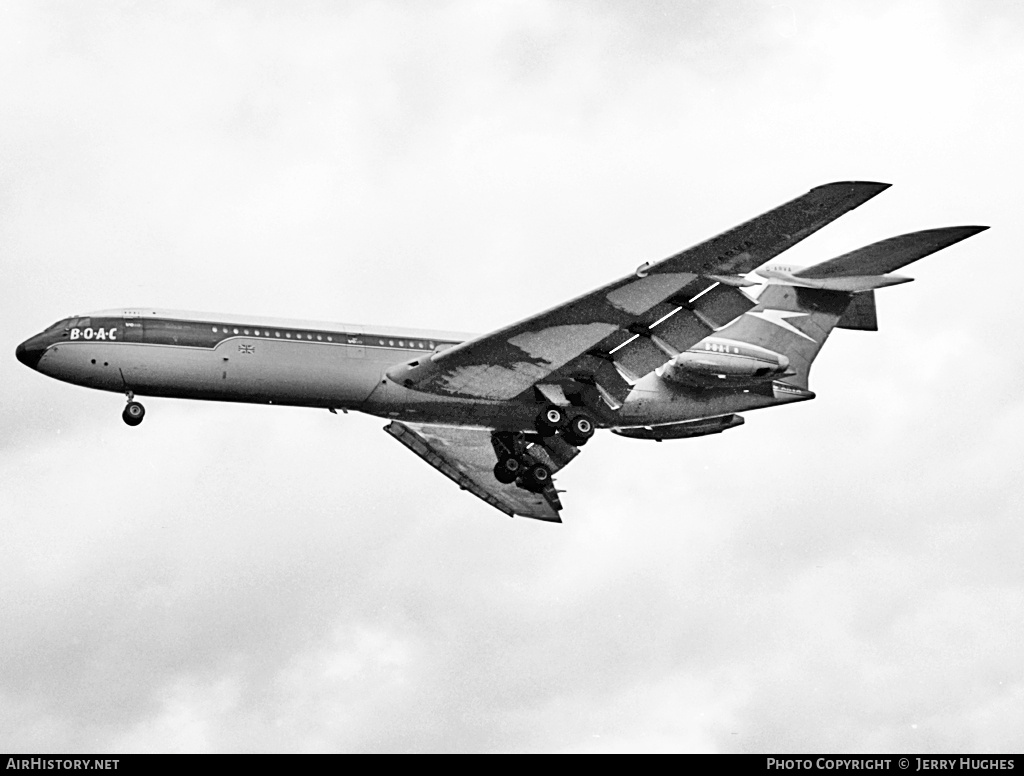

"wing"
[385, 421, 580, 522]
[386, 181, 890, 404]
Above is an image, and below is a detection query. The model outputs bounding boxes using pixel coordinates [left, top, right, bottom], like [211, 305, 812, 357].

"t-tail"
[713, 225, 988, 390]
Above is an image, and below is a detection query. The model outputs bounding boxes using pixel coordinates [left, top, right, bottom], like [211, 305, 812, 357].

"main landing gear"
[492, 450, 552, 493]
[122, 392, 145, 427]
[490, 405, 597, 490]
[493, 455, 522, 484]
[493, 455, 551, 491]
[534, 404, 595, 447]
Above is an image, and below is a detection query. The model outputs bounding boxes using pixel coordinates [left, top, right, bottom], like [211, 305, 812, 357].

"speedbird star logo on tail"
[746, 309, 817, 342]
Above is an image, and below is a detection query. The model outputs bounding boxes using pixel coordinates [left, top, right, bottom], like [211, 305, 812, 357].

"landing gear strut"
[122, 392, 145, 427]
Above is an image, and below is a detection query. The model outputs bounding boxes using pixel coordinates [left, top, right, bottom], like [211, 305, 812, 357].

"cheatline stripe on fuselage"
[75, 309, 473, 352]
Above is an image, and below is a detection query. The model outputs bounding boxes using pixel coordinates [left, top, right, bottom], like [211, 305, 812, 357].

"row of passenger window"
[210, 326, 438, 350]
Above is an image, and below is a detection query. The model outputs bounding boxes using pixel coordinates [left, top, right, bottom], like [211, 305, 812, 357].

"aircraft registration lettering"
[712, 239, 755, 262]
[70, 327, 117, 341]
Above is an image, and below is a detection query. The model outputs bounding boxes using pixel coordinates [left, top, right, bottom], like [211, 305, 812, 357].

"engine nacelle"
[660, 337, 790, 388]
[612, 414, 745, 441]
[756, 263, 912, 291]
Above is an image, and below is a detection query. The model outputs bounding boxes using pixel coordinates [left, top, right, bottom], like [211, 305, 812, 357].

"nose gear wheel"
[122, 400, 145, 427]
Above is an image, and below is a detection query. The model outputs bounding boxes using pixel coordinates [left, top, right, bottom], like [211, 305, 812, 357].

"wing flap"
[595, 282, 758, 384]
[681, 283, 758, 328]
[610, 335, 671, 383]
[566, 353, 634, 406]
[384, 422, 566, 522]
[645, 308, 714, 355]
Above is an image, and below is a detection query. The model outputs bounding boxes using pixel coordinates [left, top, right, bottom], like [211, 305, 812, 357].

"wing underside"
[386, 182, 890, 405]
[385, 421, 578, 521]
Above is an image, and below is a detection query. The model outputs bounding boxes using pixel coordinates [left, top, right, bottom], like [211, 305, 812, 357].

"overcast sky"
[2, 0, 1022, 754]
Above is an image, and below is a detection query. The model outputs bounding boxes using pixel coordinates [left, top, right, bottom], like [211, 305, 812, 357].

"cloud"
[2, 0, 1023, 753]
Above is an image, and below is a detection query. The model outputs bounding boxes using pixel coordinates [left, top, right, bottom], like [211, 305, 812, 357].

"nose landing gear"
[122, 392, 145, 427]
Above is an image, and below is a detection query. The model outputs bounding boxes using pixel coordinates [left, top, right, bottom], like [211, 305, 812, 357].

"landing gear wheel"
[522, 463, 552, 492]
[122, 401, 145, 427]
[534, 404, 568, 437]
[563, 413, 596, 446]
[493, 456, 522, 484]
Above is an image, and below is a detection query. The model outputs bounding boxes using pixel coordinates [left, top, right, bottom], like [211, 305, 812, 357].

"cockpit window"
[48, 318, 87, 331]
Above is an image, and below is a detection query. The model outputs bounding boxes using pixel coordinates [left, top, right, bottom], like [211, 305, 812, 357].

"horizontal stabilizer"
[797, 225, 988, 278]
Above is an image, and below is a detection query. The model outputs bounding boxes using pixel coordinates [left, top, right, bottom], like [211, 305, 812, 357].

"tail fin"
[716, 285, 852, 389]
[836, 291, 877, 331]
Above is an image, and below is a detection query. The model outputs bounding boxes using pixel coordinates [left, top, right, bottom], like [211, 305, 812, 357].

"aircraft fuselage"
[16, 308, 806, 430]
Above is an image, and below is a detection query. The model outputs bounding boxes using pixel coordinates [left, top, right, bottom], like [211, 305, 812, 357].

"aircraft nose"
[15, 338, 45, 370]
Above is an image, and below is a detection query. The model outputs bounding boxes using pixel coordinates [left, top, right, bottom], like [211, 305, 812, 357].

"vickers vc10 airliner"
[16, 182, 987, 522]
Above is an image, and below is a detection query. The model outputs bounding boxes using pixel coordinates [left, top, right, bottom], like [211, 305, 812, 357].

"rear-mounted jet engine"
[660, 338, 791, 388]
